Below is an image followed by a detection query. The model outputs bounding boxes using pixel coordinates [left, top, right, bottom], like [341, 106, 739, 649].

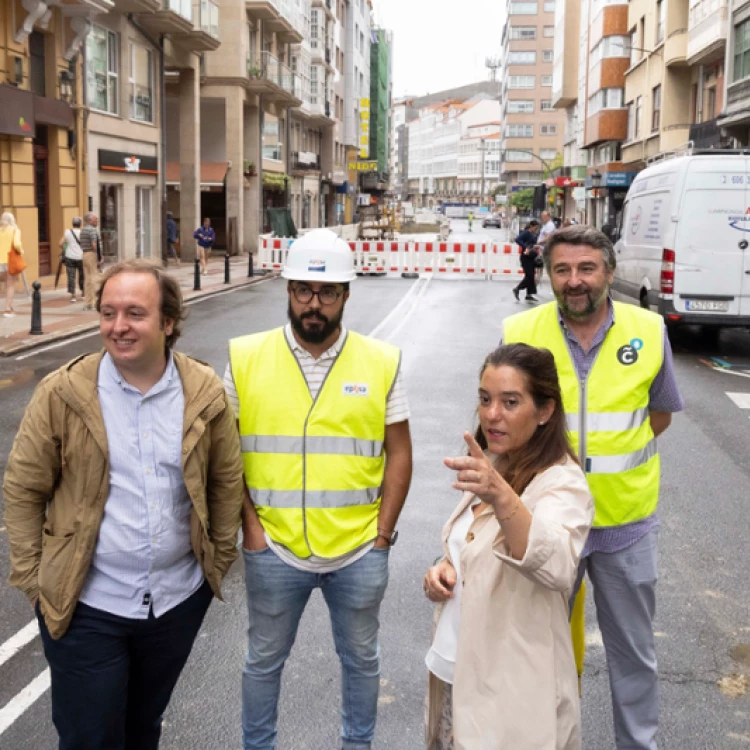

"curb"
[0, 273, 277, 358]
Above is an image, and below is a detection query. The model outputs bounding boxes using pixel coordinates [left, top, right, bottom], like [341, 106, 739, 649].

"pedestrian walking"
[503, 225, 685, 750]
[167, 211, 179, 264]
[193, 217, 215, 275]
[424, 343, 593, 749]
[59, 217, 84, 303]
[467, 211, 474, 232]
[80, 212, 102, 310]
[538, 210, 556, 245]
[512, 219, 541, 303]
[226, 228, 413, 750]
[3, 259, 245, 750]
[0, 211, 25, 317]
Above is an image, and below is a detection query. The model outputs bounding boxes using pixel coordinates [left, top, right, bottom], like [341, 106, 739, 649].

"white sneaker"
[3, 312, 16, 318]
[70, 297, 77, 303]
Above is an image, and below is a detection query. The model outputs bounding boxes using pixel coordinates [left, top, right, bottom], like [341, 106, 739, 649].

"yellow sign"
[359, 97, 371, 160]
[348, 160, 378, 172]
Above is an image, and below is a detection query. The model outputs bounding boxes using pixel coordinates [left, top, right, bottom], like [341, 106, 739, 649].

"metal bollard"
[30, 281, 44, 335]
[247, 251, 254, 278]
[193, 256, 201, 291]
[224, 253, 231, 284]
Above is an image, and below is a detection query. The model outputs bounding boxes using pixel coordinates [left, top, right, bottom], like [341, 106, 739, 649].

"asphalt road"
[1, 243, 750, 749]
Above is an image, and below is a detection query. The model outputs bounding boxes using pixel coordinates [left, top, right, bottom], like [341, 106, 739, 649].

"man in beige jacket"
[4, 259, 245, 750]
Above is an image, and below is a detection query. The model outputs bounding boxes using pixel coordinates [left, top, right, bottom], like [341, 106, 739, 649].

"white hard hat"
[282, 229, 356, 283]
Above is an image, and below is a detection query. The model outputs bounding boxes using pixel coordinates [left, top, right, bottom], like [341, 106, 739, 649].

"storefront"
[585, 171, 637, 230]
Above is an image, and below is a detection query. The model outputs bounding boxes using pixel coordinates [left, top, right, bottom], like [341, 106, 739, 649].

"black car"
[482, 214, 503, 228]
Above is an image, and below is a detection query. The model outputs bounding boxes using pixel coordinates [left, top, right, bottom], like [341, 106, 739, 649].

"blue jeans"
[242, 546, 390, 750]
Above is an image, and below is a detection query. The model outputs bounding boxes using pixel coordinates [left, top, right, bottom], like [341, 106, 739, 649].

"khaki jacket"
[426, 457, 594, 750]
[4, 350, 245, 640]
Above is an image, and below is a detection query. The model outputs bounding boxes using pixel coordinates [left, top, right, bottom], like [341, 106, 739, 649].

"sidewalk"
[0, 255, 273, 357]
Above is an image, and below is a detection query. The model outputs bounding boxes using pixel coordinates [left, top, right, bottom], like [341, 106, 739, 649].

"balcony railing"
[167, 0, 192, 21]
[726, 76, 750, 109]
[687, 4, 728, 63]
[196, 0, 219, 38]
[261, 51, 300, 99]
[292, 151, 321, 170]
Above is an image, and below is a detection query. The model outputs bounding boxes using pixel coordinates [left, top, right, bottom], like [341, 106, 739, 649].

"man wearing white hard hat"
[224, 229, 413, 750]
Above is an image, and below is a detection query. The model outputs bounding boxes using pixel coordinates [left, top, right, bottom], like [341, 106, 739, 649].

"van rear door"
[672, 157, 749, 317]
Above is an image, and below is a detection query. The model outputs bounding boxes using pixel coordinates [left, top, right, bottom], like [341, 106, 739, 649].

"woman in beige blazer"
[424, 343, 594, 750]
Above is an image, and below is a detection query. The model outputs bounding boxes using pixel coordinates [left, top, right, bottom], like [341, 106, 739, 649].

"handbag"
[534, 253, 544, 268]
[7, 248, 26, 276]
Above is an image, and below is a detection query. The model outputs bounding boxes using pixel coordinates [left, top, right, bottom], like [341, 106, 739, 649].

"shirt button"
[466, 532, 475, 543]
[150, 503, 156, 510]
[145, 468, 152, 475]
[152, 536, 158, 543]
[143, 432, 149, 439]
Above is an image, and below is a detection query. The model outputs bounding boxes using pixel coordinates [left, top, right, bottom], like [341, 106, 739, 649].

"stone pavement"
[0, 254, 272, 357]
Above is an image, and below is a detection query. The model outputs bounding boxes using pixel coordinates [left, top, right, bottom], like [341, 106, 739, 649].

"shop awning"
[165, 161, 229, 187]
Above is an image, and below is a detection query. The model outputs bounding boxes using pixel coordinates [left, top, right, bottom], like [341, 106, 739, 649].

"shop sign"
[348, 160, 378, 172]
[572, 187, 586, 201]
[359, 98, 370, 159]
[555, 176, 579, 187]
[99, 150, 158, 174]
[0, 85, 35, 137]
[585, 172, 637, 188]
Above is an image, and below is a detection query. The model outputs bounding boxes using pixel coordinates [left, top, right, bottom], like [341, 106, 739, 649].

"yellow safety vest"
[230, 327, 401, 559]
[504, 301, 663, 527]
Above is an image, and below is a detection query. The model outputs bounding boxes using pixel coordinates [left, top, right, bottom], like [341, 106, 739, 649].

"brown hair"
[542, 224, 616, 273]
[473, 343, 577, 495]
[95, 259, 187, 349]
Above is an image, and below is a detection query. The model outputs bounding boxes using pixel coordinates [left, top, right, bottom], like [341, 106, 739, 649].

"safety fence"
[259, 237, 526, 280]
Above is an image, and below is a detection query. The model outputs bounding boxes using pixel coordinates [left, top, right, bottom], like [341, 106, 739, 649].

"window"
[539, 148, 557, 160]
[635, 95, 642, 137]
[506, 124, 534, 137]
[543, 25, 555, 37]
[29, 32, 46, 96]
[541, 75, 553, 86]
[544, 0, 555, 10]
[510, 2, 538, 14]
[589, 36, 631, 67]
[508, 51, 537, 64]
[734, 18, 750, 82]
[129, 44, 153, 123]
[87, 26, 118, 114]
[627, 101, 634, 140]
[587, 87, 625, 115]
[518, 170, 543, 183]
[263, 114, 283, 160]
[541, 99, 554, 110]
[507, 99, 535, 113]
[656, 0, 665, 44]
[652, 84, 661, 131]
[540, 124, 558, 135]
[630, 28, 639, 65]
[509, 75, 535, 88]
[510, 26, 537, 39]
[543, 49, 554, 62]
[360, 32, 364, 54]
[505, 150, 534, 162]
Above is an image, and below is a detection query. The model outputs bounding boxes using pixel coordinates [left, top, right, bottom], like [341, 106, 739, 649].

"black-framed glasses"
[291, 284, 343, 306]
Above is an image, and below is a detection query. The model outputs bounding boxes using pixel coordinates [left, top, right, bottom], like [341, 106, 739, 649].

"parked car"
[612, 150, 750, 329]
[482, 214, 503, 228]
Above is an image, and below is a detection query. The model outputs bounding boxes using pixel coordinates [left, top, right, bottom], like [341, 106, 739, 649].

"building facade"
[457, 122, 501, 204]
[717, 0, 747, 144]
[367, 28, 391, 180]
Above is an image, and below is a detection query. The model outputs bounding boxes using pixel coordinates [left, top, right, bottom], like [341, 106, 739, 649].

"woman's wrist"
[491, 487, 519, 519]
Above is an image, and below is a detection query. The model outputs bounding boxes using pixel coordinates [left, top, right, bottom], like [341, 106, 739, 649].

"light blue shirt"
[78, 353, 203, 619]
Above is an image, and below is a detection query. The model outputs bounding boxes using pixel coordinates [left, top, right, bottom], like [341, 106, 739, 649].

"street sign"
[348, 160, 378, 172]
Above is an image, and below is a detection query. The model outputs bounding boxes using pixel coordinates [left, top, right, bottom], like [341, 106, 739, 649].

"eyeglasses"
[291, 284, 343, 306]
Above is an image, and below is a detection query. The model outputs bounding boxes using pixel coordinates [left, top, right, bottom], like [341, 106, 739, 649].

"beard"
[554, 282, 610, 321]
[288, 300, 344, 344]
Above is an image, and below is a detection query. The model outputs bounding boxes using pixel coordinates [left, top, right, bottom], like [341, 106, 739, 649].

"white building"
[458, 122, 501, 202]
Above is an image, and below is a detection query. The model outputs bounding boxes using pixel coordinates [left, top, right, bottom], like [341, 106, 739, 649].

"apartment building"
[499, 0, 565, 192]
[363, 26, 391, 194]
[717, 0, 749, 144]
[457, 122, 502, 204]
[1, 0, 105, 279]
[389, 96, 412, 199]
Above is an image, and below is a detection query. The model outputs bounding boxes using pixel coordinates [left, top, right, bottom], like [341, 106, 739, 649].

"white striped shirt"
[224, 324, 410, 573]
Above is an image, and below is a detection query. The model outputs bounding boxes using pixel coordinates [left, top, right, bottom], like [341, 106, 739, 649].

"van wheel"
[639, 290, 649, 309]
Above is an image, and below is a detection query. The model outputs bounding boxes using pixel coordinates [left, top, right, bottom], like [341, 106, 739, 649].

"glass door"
[135, 187, 152, 258]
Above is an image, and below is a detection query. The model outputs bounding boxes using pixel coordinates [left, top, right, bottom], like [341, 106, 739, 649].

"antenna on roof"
[485, 56, 501, 83]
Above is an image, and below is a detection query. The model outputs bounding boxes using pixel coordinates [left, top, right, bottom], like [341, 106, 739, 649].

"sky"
[372, 0, 506, 99]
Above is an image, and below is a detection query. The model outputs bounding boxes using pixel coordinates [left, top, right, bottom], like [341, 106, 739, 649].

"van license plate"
[685, 300, 730, 312]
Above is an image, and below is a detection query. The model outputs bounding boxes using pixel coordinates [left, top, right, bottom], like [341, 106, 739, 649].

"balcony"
[664, 28, 688, 67]
[170, 0, 219, 50]
[291, 151, 322, 172]
[296, 98, 334, 125]
[312, 0, 335, 21]
[687, 4, 728, 66]
[246, 52, 302, 106]
[723, 76, 750, 120]
[113, 0, 161, 12]
[311, 40, 334, 72]
[246, 0, 304, 43]
[138, 0, 194, 34]
[689, 118, 726, 148]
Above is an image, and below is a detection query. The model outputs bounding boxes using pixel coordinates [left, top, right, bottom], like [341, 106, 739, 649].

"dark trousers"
[65, 259, 84, 296]
[37, 580, 213, 750]
[515, 252, 537, 296]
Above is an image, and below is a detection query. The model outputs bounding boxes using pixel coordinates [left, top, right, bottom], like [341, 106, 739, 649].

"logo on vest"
[308, 259, 326, 272]
[343, 383, 369, 396]
[617, 344, 639, 366]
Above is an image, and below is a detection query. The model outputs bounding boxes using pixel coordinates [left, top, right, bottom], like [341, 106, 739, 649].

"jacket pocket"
[38, 529, 76, 613]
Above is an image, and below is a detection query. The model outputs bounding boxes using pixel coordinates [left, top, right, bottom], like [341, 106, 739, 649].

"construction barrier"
[258, 237, 524, 281]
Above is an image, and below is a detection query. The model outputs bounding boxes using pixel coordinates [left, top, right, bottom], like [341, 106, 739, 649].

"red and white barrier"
[487, 243, 524, 280]
[259, 237, 294, 271]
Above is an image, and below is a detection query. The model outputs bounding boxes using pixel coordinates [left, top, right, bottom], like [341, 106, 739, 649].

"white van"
[612, 149, 750, 329]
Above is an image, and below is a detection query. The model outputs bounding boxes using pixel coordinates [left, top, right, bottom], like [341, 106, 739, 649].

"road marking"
[367, 276, 425, 340]
[0, 669, 50, 736]
[0, 621, 39, 669]
[726, 392, 750, 409]
[380, 275, 432, 344]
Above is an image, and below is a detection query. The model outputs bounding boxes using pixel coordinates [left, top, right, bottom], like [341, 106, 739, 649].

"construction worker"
[468, 211, 474, 232]
[225, 228, 413, 750]
[503, 225, 683, 750]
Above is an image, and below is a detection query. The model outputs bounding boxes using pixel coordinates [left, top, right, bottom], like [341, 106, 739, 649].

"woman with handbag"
[512, 219, 540, 303]
[0, 212, 26, 317]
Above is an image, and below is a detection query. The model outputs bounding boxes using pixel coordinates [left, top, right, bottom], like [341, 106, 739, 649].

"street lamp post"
[590, 170, 602, 229]
[479, 138, 486, 209]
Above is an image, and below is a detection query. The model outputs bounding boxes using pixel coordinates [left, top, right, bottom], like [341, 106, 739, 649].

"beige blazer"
[426, 456, 594, 750]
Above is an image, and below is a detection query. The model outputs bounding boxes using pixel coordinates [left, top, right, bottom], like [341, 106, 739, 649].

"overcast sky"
[372, 0, 506, 99]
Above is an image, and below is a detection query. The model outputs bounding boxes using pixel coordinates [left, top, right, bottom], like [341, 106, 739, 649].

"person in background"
[563, 219, 573, 229]
[80, 213, 102, 311]
[0, 211, 23, 317]
[424, 343, 593, 749]
[4, 259, 245, 750]
[538, 210, 556, 245]
[512, 219, 540, 304]
[467, 212, 474, 233]
[193, 217, 215, 276]
[167, 212, 179, 265]
[60, 217, 84, 303]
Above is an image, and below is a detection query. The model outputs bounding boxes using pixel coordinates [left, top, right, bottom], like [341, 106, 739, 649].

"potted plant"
[247, 62, 263, 78]
[243, 160, 257, 177]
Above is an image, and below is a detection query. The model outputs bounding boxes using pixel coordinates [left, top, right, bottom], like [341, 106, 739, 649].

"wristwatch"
[377, 528, 399, 547]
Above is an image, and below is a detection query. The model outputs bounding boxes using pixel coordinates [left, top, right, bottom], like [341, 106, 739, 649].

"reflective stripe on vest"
[504, 300, 664, 527]
[230, 327, 401, 559]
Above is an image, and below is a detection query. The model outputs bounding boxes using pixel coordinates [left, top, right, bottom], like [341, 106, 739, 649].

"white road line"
[712, 367, 750, 380]
[0, 669, 50, 737]
[726, 392, 750, 409]
[15, 330, 99, 360]
[380, 275, 433, 344]
[367, 276, 424, 339]
[0, 621, 40, 669]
